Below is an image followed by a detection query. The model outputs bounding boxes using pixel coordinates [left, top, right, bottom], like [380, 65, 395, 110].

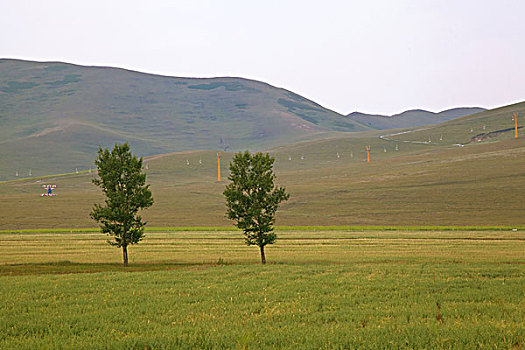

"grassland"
[1, 67, 523, 228]
[2, 60, 523, 349]
[0, 230, 523, 349]
[1, 117, 524, 229]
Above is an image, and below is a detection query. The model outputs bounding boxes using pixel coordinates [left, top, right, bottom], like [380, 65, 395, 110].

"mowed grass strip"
[0, 231, 524, 349]
[2, 225, 524, 235]
[1, 231, 524, 269]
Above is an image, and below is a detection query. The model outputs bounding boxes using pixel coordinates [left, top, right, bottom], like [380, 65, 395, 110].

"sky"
[1, 0, 524, 115]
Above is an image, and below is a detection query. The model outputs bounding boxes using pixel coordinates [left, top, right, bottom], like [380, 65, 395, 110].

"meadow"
[1, 230, 523, 349]
[1, 99, 524, 348]
[1, 101, 524, 230]
[1, 133, 524, 229]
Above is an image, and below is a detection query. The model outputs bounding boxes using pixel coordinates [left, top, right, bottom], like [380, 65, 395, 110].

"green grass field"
[1, 97, 523, 348]
[1, 130, 524, 229]
[2, 61, 524, 349]
[1, 230, 523, 349]
[1, 102, 523, 229]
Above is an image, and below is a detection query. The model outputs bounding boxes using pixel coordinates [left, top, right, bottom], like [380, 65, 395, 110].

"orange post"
[514, 112, 519, 139]
[366, 145, 370, 163]
[217, 152, 221, 182]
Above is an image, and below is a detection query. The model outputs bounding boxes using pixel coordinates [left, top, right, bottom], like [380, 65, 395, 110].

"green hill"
[1, 102, 523, 229]
[380, 101, 525, 145]
[0, 59, 369, 179]
[347, 107, 486, 130]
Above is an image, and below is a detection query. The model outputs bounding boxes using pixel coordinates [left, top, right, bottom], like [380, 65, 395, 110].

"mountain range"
[0, 59, 371, 177]
[347, 107, 486, 130]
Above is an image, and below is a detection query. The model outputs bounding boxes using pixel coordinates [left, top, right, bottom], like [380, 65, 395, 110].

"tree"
[90, 143, 154, 266]
[223, 151, 289, 264]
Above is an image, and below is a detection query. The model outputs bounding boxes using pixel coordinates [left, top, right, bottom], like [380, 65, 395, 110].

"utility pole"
[217, 152, 221, 182]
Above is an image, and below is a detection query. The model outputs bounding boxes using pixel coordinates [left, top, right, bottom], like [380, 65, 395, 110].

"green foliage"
[0, 81, 39, 93]
[44, 74, 82, 88]
[90, 143, 153, 265]
[293, 112, 319, 125]
[277, 98, 321, 112]
[224, 151, 289, 263]
[187, 81, 252, 91]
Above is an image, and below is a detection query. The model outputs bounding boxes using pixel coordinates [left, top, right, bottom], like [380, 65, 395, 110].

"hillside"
[1, 102, 523, 229]
[381, 101, 525, 146]
[0, 59, 369, 179]
[347, 107, 486, 130]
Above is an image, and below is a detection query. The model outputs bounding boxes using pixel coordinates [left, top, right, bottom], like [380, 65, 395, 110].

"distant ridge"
[0, 59, 370, 178]
[347, 107, 486, 130]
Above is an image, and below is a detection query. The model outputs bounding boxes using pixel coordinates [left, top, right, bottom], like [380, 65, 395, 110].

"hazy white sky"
[1, 0, 523, 115]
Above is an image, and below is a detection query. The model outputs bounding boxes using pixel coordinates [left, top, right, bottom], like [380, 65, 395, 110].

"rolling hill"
[0, 59, 369, 179]
[381, 101, 525, 146]
[347, 107, 486, 130]
[1, 101, 523, 229]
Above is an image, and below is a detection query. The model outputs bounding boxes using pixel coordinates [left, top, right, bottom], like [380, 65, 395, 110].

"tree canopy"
[90, 143, 154, 266]
[223, 151, 289, 264]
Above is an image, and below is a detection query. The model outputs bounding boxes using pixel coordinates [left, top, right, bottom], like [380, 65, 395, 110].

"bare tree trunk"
[122, 245, 128, 267]
[259, 245, 266, 264]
